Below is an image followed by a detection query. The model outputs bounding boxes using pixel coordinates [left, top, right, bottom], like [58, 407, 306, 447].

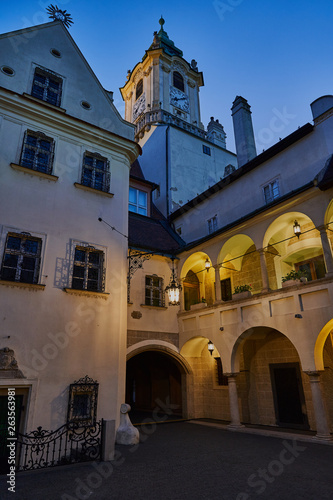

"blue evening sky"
[1, 0, 332, 153]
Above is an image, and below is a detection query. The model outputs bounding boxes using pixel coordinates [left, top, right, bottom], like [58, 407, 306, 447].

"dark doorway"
[0, 389, 28, 475]
[184, 270, 200, 310]
[221, 278, 232, 301]
[126, 351, 183, 422]
[270, 363, 309, 429]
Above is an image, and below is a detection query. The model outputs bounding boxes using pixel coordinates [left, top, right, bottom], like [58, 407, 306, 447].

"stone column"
[305, 371, 332, 441]
[258, 248, 270, 292]
[225, 373, 244, 428]
[318, 225, 333, 277]
[214, 265, 222, 302]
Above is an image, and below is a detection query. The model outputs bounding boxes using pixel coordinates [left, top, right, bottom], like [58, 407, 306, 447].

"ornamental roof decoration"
[148, 17, 183, 58]
[46, 4, 74, 28]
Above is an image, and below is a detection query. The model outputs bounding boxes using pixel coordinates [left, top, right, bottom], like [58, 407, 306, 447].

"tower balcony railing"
[134, 109, 206, 141]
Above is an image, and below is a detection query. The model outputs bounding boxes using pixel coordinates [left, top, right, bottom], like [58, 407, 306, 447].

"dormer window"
[136, 79, 143, 100]
[129, 187, 148, 216]
[173, 71, 184, 92]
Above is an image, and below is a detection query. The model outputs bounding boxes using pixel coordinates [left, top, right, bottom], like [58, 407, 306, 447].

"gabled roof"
[0, 21, 134, 137]
[128, 212, 184, 254]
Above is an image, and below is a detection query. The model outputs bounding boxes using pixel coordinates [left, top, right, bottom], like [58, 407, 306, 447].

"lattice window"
[20, 130, 55, 174]
[145, 275, 164, 307]
[31, 67, 62, 107]
[1, 233, 42, 284]
[72, 247, 105, 292]
[67, 375, 99, 426]
[81, 152, 110, 193]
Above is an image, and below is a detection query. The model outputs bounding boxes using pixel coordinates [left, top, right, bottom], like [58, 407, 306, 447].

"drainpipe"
[166, 125, 170, 218]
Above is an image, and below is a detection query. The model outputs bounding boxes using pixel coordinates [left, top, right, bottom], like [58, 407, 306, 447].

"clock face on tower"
[170, 87, 189, 113]
[133, 93, 146, 121]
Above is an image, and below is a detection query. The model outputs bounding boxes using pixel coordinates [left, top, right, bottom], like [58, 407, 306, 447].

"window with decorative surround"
[67, 376, 99, 426]
[20, 130, 55, 174]
[263, 179, 280, 204]
[129, 187, 148, 215]
[31, 67, 62, 107]
[1, 233, 42, 284]
[72, 247, 105, 292]
[145, 275, 164, 307]
[81, 152, 110, 193]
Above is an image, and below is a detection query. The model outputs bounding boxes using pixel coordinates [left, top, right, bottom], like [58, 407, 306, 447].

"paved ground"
[1, 422, 333, 500]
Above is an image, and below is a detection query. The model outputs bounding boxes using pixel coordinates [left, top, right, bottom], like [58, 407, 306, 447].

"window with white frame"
[81, 152, 110, 192]
[1, 233, 42, 284]
[207, 216, 218, 234]
[31, 67, 62, 107]
[145, 275, 164, 307]
[129, 187, 148, 215]
[72, 247, 104, 292]
[20, 130, 55, 174]
[263, 179, 280, 204]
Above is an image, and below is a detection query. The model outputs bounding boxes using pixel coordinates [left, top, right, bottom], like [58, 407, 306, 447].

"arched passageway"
[126, 350, 184, 421]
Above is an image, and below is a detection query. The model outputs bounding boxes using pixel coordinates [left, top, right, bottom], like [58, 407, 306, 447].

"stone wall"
[127, 330, 179, 348]
[237, 333, 316, 430]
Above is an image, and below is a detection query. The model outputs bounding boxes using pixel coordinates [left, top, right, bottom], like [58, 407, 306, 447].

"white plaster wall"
[0, 57, 136, 431]
[174, 116, 333, 242]
[128, 256, 179, 334]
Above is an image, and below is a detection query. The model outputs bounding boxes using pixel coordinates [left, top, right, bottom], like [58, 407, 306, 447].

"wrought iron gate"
[15, 420, 102, 472]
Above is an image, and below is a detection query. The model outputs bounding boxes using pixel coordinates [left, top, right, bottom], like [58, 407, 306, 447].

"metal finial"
[159, 16, 165, 28]
[46, 4, 73, 28]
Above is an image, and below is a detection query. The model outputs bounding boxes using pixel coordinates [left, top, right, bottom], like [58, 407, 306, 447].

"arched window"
[173, 71, 184, 92]
[136, 79, 143, 100]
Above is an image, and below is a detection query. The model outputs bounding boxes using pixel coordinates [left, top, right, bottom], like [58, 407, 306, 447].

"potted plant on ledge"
[281, 269, 308, 288]
[232, 284, 252, 300]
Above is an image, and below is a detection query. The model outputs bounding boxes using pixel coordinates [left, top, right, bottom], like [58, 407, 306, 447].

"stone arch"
[180, 252, 214, 307]
[263, 211, 324, 286]
[217, 234, 260, 295]
[126, 342, 193, 419]
[230, 327, 311, 429]
[314, 319, 333, 371]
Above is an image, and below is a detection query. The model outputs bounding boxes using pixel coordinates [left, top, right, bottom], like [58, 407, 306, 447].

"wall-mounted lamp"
[208, 340, 215, 356]
[205, 259, 211, 272]
[165, 258, 182, 306]
[293, 220, 301, 239]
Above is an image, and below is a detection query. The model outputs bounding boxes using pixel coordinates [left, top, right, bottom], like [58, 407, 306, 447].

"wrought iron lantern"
[208, 340, 215, 356]
[293, 220, 301, 238]
[165, 258, 182, 306]
[205, 258, 211, 272]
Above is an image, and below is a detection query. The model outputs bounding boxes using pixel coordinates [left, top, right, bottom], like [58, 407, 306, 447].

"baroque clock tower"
[120, 17, 204, 139]
[120, 18, 236, 218]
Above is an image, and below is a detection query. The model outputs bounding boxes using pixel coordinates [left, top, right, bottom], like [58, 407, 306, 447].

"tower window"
[203, 145, 211, 156]
[136, 79, 143, 100]
[173, 71, 184, 92]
